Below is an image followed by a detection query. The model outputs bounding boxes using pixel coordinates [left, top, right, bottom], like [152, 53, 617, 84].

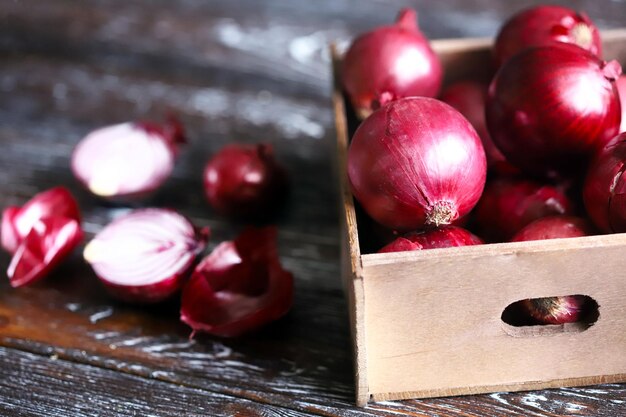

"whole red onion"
[203, 144, 288, 218]
[1, 187, 80, 254]
[7, 216, 83, 288]
[486, 44, 622, 177]
[584, 133, 626, 232]
[494, 5, 601, 68]
[71, 117, 185, 201]
[348, 97, 486, 231]
[84, 209, 208, 303]
[342, 8, 442, 119]
[180, 226, 293, 338]
[520, 295, 588, 325]
[379, 226, 482, 253]
[440, 81, 506, 168]
[617, 75, 626, 133]
[473, 178, 573, 242]
[511, 216, 593, 242]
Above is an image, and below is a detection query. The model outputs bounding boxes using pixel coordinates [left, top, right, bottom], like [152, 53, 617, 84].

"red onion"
[203, 144, 288, 218]
[348, 97, 486, 231]
[379, 226, 482, 253]
[511, 216, 593, 242]
[8, 216, 83, 288]
[440, 81, 506, 168]
[180, 226, 293, 338]
[486, 44, 622, 177]
[83, 209, 208, 303]
[494, 5, 601, 68]
[71, 117, 185, 201]
[617, 75, 626, 133]
[473, 178, 573, 242]
[584, 133, 626, 232]
[1, 187, 80, 254]
[342, 8, 442, 119]
[520, 295, 588, 325]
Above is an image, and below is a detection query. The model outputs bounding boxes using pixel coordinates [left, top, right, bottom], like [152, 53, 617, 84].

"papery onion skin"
[440, 81, 506, 168]
[486, 44, 622, 178]
[583, 133, 626, 232]
[84, 209, 208, 304]
[342, 8, 443, 119]
[379, 226, 483, 253]
[1, 187, 81, 254]
[520, 295, 588, 325]
[473, 178, 573, 242]
[71, 117, 185, 201]
[180, 226, 293, 338]
[348, 97, 486, 231]
[617, 75, 626, 133]
[8, 216, 83, 288]
[511, 216, 593, 242]
[203, 144, 288, 219]
[494, 5, 601, 68]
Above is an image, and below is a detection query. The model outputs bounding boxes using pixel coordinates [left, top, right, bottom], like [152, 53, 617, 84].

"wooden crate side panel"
[362, 241, 626, 397]
[331, 44, 369, 406]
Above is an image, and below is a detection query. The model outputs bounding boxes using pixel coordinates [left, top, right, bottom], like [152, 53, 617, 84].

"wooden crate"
[332, 30, 626, 406]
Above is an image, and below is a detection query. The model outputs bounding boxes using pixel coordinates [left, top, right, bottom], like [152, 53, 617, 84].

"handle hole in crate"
[501, 295, 599, 337]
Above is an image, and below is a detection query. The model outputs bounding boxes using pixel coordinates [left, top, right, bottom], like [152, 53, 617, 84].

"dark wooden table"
[1, 1, 625, 415]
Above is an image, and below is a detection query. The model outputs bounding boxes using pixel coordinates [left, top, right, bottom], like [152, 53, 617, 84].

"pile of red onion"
[342, 5, 623, 325]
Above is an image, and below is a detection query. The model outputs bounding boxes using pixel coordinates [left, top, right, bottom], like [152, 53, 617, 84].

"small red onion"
[617, 75, 626, 133]
[71, 117, 185, 201]
[180, 226, 293, 338]
[342, 8, 443, 118]
[8, 216, 83, 288]
[473, 178, 573, 242]
[203, 144, 288, 218]
[511, 216, 593, 242]
[520, 295, 588, 325]
[440, 81, 506, 168]
[379, 226, 483, 253]
[486, 44, 622, 177]
[584, 133, 626, 232]
[84, 209, 208, 303]
[494, 5, 601, 68]
[1, 187, 81, 254]
[348, 97, 486, 231]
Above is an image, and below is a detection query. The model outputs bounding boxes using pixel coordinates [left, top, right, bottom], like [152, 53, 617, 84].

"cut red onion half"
[8, 216, 83, 288]
[71, 118, 185, 201]
[180, 226, 293, 338]
[1, 187, 80, 254]
[84, 209, 208, 303]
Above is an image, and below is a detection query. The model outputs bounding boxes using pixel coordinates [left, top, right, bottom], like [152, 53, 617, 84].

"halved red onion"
[520, 295, 588, 325]
[84, 209, 208, 303]
[8, 216, 83, 288]
[180, 226, 293, 338]
[342, 8, 443, 118]
[494, 5, 602, 68]
[203, 144, 288, 218]
[379, 225, 483, 253]
[1, 187, 80, 254]
[71, 118, 185, 201]
[511, 216, 593, 242]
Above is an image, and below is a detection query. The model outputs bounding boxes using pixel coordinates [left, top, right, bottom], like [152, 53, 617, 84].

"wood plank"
[0, 346, 318, 417]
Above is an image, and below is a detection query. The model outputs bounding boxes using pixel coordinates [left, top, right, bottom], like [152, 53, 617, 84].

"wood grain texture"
[0, 0, 625, 415]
